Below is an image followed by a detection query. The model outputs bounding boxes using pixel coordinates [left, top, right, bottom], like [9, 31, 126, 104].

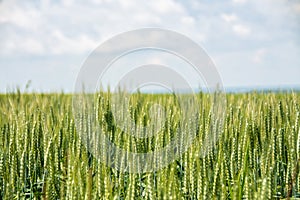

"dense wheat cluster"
[0, 91, 299, 199]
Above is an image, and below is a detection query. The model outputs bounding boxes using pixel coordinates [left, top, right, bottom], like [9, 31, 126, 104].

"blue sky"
[0, 0, 299, 92]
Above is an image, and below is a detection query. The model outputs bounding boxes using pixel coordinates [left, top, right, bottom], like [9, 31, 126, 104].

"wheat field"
[0, 91, 299, 199]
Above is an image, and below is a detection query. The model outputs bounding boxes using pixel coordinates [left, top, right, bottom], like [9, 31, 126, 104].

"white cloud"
[292, 3, 300, 14]
[48, 30, 97, 55]
[0, 35, 45, 55]
[232, 0, 247, 4]
[180, 16, 195, 26]
[0, 0, 198, 56]
[62, 0, 74, 7]
[0, 0, 300, 91]
[90, 0, 113, 5]
[232, 24, 251, 37]
[21, 38, 45, 54]
[149, 0, 184, 14]
[221, 13, 238, 23]
[0, 4, 41, 31]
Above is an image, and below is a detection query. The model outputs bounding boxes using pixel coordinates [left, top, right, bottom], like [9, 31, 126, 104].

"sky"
[0, 0, 300, 92]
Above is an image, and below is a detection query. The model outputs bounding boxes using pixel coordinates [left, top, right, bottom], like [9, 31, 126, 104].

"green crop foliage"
[0, 91, 299, 199]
